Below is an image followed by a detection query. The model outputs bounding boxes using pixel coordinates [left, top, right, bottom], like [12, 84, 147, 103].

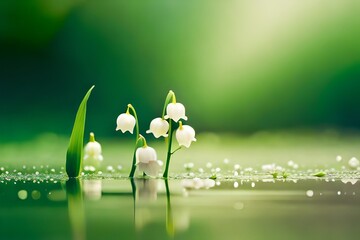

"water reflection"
[1, 179, 360, 239]
[83, 180, 102, 200]
[66, 179, 86, 240]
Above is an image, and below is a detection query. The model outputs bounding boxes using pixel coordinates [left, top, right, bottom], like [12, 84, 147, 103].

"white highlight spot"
[306, 190, 314, 197]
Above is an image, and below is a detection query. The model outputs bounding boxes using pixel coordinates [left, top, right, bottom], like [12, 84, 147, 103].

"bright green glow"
[66, 85, 95, 178]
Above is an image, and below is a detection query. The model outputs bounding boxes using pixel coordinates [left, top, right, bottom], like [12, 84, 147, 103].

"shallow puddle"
[1, 178, 360, 240]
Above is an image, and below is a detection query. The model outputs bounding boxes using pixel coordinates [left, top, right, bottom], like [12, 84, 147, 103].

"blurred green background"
[1, 0, 360, 141]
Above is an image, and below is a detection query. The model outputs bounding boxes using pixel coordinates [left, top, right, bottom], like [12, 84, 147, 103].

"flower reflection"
[131, 179, 190, 236]
[181, 178, 216, 190]
[136, 179, 159, 201]
[83, 180, 102, 200]
[133, 179, 161, 230]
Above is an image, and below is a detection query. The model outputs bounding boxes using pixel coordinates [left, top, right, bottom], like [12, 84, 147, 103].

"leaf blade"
[66, 85, 95, 178]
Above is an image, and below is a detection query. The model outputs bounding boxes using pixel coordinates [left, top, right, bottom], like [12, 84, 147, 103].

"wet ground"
[1, 132, 360, 239]
[1, 177, 360, 240]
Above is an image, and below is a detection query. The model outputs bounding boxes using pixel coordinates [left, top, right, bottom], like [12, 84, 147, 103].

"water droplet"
[306, 190, 314, 197]
[223, 158, 229, 164]
[234, 182, 239, 188]
[117, 165, 123, 170]
[106, 166, 114, 172]
[336, 155, 342, 162]
[215, 167, 221, 173]
[234, 164, 241, 170]
[348, 157, 359, 168]
[287, 160, 294, 166]
[50, 168, 55, 173]
[18, 190, 28, 200]
[35, 171, 39, 175]
[31, 190, 41, 200]
[206, 162, 212, 168]
[198, 168, 204, 173]
[251, 182, 255, 188]
[337, 191, 341, 195]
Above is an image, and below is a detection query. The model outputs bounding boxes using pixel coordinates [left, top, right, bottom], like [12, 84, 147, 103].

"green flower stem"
[128, 104, 140, 178]
[162, 90, 175, 118]
[163, 120, 174, 178]
[171, 146, 182, 155]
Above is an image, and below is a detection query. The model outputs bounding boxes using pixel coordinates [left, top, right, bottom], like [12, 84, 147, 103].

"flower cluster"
[116, 90, 196, 178]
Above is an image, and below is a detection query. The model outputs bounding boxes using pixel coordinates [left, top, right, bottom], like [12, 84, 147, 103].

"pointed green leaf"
[66, 85, 95, 178]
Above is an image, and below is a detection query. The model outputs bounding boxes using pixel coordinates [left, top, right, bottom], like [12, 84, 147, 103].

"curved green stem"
[128, 104, 139, 178]
[163, 120, 173, 178]
[162, 90, 175, 118]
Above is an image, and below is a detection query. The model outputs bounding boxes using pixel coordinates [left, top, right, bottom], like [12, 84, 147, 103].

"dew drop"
[18, 190, 28, 200]
[306, 190, 314, 197]
[106, 166, 114, 172]
[251, 182, 255, 188]
[31, 190, 41, 200]
[234, 182, 239, 188]
[234, 164, 241, 170]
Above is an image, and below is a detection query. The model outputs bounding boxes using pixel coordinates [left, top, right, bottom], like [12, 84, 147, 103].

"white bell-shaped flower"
[164, 103, 188, 122]
[146, 117, 169, 138]
[84, 133, 103, 169]
[138, 161, 161, 177]
[116, 113, 136, 133]
[176, 122, 196, 148]
[136, 146, 157, 164]
[136, 146, 161, 176]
